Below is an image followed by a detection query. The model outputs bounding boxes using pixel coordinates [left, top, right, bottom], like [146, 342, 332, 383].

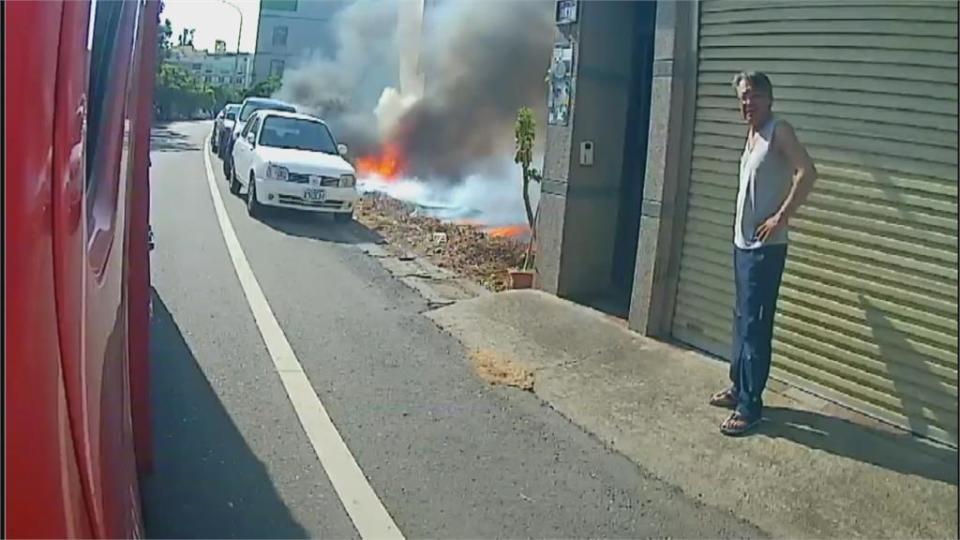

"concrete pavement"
[428, 290, 959, 539]
[143, 121, 763, 538]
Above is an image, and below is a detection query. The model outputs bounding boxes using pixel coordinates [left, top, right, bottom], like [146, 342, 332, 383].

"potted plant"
[508, 107, 541, 290]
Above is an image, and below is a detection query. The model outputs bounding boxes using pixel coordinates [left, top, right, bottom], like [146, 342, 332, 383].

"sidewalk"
[426, 290, 958, 539]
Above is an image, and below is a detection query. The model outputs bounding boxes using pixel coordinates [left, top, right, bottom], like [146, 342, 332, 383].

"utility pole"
[217, 0, 244, 91]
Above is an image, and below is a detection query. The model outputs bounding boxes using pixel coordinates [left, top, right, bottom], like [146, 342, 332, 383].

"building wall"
[537, 1, 645, 303]
[169, 45, 252, 88]
[252, 0, 349, 84]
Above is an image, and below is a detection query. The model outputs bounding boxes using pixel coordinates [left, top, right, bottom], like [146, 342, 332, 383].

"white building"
[169, 44, 253, 89]
[252, 0, 349, 84]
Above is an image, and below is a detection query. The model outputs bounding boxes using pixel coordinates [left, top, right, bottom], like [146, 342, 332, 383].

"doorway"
[586, 1, 658, 318]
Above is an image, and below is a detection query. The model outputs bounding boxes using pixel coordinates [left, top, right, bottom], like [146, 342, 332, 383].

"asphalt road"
[142, 121, 761, 539]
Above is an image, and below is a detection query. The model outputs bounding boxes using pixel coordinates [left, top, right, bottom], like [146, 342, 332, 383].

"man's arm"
[756, 120, 818, 242]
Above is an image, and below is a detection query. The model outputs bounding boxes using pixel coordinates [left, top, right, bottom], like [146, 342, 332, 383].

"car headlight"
[339, 174, 356, 187]
[266, 164, 290, 181]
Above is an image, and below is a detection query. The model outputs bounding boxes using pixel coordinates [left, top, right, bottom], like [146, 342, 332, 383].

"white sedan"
[228, 110, 359, 222]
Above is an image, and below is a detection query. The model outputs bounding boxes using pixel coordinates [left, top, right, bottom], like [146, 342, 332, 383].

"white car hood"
[258, 147, 355, 176]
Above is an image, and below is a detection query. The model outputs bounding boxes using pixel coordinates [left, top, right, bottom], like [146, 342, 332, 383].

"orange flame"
[486, 224, 530, 238]
[356, 143, 407, 182]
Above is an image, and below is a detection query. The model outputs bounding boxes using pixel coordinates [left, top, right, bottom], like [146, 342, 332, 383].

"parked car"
[228, 110, 358, 222]
[211, 103, 240, 153]
[221, 97, 296, 172]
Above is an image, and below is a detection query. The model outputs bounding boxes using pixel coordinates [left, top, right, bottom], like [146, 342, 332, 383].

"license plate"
[304, 189, 325, 201]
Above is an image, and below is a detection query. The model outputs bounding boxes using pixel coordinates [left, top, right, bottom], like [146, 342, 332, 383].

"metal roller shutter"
[672, 0, 958, 445]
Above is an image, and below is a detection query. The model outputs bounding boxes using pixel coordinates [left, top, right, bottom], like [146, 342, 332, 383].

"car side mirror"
[337, 143, 348, 156]
[246, 133, 256, 146]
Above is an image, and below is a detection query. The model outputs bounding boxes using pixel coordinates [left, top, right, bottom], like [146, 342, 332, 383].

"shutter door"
[672, 0, 959, 445]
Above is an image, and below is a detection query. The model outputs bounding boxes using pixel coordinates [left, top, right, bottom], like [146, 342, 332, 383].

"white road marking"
[202, 139, 404, 540]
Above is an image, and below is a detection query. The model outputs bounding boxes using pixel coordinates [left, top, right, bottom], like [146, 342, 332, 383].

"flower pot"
[508, 269, 534, 290]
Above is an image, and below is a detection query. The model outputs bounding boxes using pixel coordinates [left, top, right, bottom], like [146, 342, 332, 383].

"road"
[142, 121, 761, 539]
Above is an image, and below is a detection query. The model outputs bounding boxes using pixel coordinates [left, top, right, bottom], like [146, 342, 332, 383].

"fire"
[486, 224, 530, 239]
[356, 143, 407, 182]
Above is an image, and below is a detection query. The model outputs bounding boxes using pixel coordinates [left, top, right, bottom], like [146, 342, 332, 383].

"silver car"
[211, 103, 240, 154]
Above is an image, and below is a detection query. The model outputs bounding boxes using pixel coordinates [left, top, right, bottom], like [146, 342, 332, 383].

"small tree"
[514, 107, 541, 229]
[514, 107, 542, 270]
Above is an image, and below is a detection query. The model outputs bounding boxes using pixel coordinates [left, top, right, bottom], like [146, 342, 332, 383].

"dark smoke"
[392, 0, 554, 180]
[275, 0, 554, 182]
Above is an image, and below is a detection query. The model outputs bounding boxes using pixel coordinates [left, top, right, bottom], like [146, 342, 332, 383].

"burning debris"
[356, 142, 407, 182]
[356, 193, 529, 292]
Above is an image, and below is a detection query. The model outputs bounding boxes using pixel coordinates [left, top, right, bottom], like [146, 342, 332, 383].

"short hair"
[732, 71, 774, 101]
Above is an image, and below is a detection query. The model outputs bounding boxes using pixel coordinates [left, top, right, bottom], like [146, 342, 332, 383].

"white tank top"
[734, 117, 792, 250]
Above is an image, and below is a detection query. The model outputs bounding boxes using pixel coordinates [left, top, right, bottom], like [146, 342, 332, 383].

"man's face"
[736, 80, 771, 126]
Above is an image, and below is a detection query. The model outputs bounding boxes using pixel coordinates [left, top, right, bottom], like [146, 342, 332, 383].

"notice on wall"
[556, 0, 577, 25]
[548, 43, 574, 126]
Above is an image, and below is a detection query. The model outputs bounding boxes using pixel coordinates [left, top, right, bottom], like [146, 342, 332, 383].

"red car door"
[53, 0, 145, 536]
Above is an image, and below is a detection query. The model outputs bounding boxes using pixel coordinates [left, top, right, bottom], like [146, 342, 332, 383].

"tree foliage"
[212, 85, 243, 112]
[152, 7, 216, 120]
[154, 62, 214, 120]
[243, 76, 282, 100]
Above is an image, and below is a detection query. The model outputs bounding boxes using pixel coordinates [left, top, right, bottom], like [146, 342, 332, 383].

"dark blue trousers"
[730, 244, 788, 420]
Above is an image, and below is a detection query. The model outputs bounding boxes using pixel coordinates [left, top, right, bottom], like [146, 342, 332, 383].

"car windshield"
[258, 117, 338, 154]
[240, 102, 295, 122]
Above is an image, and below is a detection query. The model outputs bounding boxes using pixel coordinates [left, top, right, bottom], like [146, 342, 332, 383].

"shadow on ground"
[141, 290, 308, 539]
[760, 406, 958, 486]
[152, 124, 202, 153]
[257, 207, 386, 245]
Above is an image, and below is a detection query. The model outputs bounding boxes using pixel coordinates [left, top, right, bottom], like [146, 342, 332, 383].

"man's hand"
[756, 212, 787, 243]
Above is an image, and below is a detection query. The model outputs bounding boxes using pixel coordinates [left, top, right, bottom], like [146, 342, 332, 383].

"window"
[239, 100, 295, 122]
[244, 116, 263, 141]
[259, 117, 338, 154]
[86, 0, 136, 186]
[269, 59, 285, 78]
[84, 0, 140, 263]
[272, 26, 288, 47]
[263, 0, 298, 12]
[192, 62, 202, 70]
[241, 115, 260, 138]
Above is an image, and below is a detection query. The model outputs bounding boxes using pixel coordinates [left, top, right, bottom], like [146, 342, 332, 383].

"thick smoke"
[392, 0, 553, 180]
[274, 0, 554, 182]
[272, 0, 401, 156]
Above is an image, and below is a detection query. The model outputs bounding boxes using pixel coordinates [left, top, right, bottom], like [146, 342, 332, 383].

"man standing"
[709, 72, 818, 436]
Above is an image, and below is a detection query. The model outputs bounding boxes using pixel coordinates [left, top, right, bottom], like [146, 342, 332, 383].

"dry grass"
[356, 193, 527, 291]
[468, 349, 535, 391]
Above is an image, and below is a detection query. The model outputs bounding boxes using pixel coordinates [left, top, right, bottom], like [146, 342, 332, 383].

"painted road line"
[202, 140, 404, 540]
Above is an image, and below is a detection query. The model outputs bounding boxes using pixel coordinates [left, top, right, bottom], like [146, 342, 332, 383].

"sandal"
[720, 411, 761, 437]
[709, 388, 738, 409]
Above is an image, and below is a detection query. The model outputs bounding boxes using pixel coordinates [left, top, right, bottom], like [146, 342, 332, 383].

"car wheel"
[333, 211, 353, 224]
[247, 176, 261, 218]
[229, 162, 241, 195]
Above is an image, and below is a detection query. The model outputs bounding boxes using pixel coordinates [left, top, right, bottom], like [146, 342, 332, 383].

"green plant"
[514, 107, 542, 271]
[154, 62, 213, 120]
[243, 76, 282, 100]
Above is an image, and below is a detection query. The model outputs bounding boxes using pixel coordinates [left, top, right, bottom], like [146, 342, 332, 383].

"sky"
[161, 0, 262, 54]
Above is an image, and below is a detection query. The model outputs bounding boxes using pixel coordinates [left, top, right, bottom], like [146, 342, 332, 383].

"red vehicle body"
[5, 0, 159, 537]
